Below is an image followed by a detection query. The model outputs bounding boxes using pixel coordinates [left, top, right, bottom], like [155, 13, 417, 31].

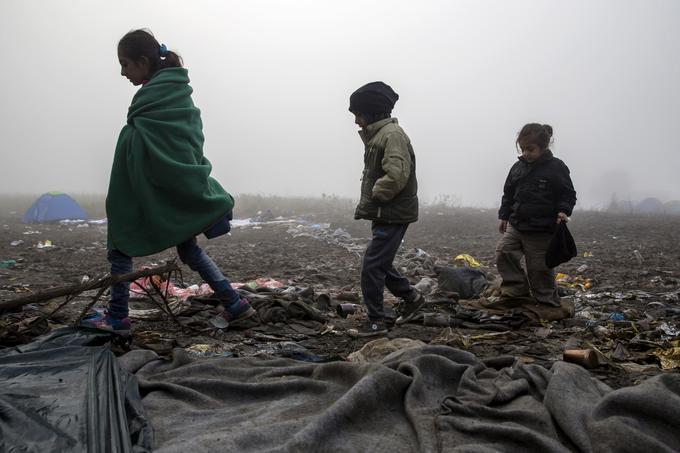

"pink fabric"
[129, 275, 285, 300]
[231, 278, 285, 290]
[129, 275, 213, 301]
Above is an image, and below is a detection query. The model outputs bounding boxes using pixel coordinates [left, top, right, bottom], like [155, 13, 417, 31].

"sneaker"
[395, 291, 427, 325]
[80, 311, 131, 336]
[212, 297, 258, 329]
[347, 320, 388, 338]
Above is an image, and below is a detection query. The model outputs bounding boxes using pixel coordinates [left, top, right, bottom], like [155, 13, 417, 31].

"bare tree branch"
[0, 261, 180, 311]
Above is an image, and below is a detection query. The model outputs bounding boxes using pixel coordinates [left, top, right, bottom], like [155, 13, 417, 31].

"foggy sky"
[1, 0, 679, 209]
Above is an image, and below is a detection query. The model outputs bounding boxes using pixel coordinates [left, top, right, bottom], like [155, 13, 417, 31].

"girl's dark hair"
[118, 29, 183, 76]
[516, 123, 553, 151]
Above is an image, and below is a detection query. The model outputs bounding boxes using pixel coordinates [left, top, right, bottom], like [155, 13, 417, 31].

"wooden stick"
[141, 270, 189, 333]
[0, 261, 181, 311]
[75, 285, 111, 323]
[47, 293, 79, 318]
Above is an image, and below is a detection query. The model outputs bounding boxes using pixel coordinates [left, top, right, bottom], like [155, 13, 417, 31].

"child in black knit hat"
[347, 81, 425, 337]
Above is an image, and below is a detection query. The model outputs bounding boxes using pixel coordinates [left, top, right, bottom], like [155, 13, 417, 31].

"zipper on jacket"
[377, 207, 382, 218]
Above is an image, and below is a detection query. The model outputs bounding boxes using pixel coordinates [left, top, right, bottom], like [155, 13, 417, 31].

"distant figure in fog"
[80, 29, 256, 335]
[496, 123, 577, 306]
[347, 81, 425, 338]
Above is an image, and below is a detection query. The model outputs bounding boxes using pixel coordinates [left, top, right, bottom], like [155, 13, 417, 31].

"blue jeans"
[107, 237, 241, 318]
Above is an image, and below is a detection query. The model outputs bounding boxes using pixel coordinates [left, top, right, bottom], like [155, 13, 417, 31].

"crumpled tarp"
[0, 328, 152, 452]
[119, 345, 680, 452]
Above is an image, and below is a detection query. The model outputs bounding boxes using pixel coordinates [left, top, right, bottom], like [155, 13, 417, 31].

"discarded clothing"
[435, 266, 488, 299]
[454, 253, 482, 268]
[130, 274, 213, 301]
[251, 297, 327, 324]
[462, 296, 575, 322]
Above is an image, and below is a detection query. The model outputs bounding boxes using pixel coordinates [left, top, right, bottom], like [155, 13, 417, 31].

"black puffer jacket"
[498, 150, 576, 232]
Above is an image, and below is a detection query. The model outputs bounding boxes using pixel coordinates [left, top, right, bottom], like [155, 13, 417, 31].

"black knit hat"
[349, 81, 399, 115]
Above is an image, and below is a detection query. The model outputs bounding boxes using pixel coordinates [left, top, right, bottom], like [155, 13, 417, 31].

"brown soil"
[2, 206, 679, 389]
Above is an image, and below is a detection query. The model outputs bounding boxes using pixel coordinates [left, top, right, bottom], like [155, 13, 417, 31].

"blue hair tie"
[159, 43, 168, 57]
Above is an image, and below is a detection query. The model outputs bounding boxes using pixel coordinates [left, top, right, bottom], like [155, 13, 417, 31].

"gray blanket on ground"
[119, 346, 680, 452]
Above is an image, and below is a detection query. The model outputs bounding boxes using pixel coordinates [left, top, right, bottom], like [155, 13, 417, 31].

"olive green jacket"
[354, 118, 418, 223]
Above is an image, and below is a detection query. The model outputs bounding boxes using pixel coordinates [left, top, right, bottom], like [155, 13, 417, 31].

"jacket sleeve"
[372, 132, 412, 203]
[556, 162, 577, 216]
[498, 167, 515, 220]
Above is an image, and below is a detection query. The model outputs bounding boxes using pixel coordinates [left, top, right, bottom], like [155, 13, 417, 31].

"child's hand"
[498, 220, 508, 234]
[556, 212, 569, 224]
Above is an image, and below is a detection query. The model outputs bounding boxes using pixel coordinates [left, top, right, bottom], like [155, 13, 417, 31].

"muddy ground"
[1, 202, 679, 389]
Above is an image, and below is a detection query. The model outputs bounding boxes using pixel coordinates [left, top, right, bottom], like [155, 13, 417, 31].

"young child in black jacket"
[496, 123, 576, 306]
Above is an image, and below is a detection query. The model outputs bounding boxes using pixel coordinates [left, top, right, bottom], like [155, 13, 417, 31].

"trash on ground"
[347, 337, 426, 363]
[265, 341, 328, 362]
[435, 266, 488, 299]
[608, 312, 625, 321]
[454, 253, 482, 268]
[563, 349, 599, 369]
[36, 240, 53, 249]
[431, 328, 511, 348]
[233, 278, 286, 290]
[653, 343, 680, 370]
[0, 259, 18, 269]
[555, 272, 592, 290]
[185, 343, 235, 358]
[414, 276, 437, 295]
[336, 303, 359, 318]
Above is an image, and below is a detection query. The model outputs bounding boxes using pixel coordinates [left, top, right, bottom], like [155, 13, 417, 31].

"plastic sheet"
[0, 327, 152, 452]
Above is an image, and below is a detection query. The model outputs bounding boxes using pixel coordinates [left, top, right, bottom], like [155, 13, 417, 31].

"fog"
[1, 0, 678, 209]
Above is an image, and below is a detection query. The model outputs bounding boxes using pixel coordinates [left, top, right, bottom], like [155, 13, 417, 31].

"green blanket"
[106, 68, 233, 257]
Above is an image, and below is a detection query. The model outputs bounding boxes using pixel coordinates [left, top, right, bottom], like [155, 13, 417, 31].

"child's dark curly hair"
[516, 123, 553, 152]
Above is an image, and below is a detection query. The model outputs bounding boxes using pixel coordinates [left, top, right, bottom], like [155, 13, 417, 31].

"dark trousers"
[361, 222, 415, 321]
[108, 237, 240, 318]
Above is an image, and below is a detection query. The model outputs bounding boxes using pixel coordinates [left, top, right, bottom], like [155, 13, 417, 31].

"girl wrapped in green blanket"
[81, 29, 256, 335]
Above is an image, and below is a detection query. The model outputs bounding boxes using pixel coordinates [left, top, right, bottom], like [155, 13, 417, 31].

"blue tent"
[21, 192, 88, 223]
